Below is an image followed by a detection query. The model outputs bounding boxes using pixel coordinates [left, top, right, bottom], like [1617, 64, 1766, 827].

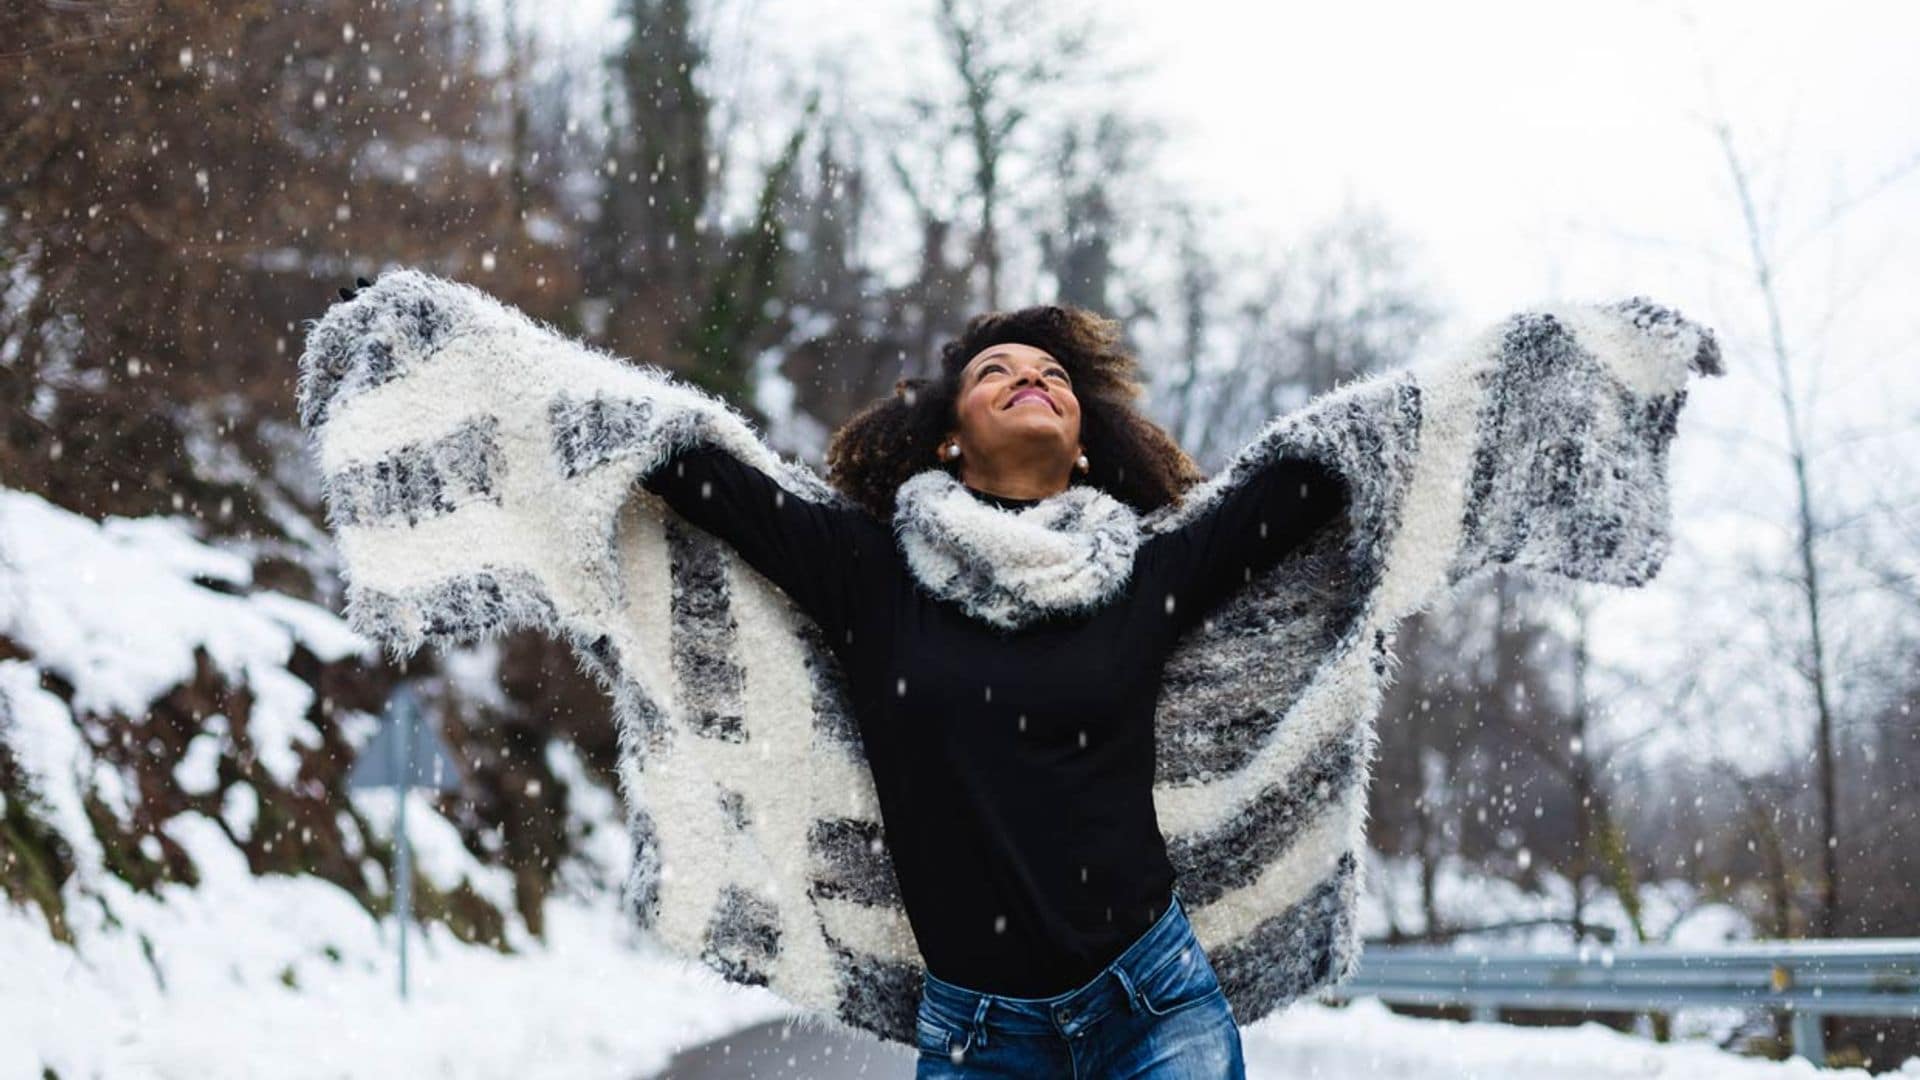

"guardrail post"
[1789, 1008, 1824, 1066]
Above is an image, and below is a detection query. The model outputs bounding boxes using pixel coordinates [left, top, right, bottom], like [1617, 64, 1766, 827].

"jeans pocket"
[914, 1014, 949, 1056]
[915, 1006, 975, 1059]
[1134, 940, 1225, 1017]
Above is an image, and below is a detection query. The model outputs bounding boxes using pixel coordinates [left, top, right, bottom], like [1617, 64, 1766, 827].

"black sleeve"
[1141, 455, 1351, 638]
[639, 444, 871, 646]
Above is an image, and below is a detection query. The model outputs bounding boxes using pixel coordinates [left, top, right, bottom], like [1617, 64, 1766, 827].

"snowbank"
[0, 810, 792, 1079]
[1244, 997, 1917, 1079]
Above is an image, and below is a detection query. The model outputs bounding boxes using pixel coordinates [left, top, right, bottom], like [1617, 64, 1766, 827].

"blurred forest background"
[2, 0, 1916, 1071]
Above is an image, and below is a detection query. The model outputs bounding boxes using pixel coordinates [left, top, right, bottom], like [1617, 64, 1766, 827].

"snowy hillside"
[0, 764, 786, 1079]
[0, 486, 777, 1077]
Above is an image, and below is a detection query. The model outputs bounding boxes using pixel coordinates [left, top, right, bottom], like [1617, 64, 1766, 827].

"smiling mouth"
[1005, 389, 1058, 415]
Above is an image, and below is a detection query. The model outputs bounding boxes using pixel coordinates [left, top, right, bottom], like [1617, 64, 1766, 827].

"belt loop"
[1111, 963, 1142, 1014]
[971, 995, 992, 1049]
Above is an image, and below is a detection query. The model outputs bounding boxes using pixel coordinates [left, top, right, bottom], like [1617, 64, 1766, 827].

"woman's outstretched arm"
[1133, 296, 1722, 639]
[640, 443, 877, 647]
[297, 268, 881, 660]
[1139, 453, 1351, 640]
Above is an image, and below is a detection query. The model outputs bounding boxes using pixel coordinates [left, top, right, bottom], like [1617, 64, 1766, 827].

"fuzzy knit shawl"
[296, 270, 1721, 1048]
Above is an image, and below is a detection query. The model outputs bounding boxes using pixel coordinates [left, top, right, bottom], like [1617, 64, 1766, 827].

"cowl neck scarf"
[889, 467, 1142, 632]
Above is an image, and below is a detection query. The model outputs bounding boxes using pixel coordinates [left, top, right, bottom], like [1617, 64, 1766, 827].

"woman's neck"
[954, 449, 1077, 502]
[961, 482, 1043, 509]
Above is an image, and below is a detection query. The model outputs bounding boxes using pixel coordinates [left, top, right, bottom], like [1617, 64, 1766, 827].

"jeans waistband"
[918, 887, 1194, 1041]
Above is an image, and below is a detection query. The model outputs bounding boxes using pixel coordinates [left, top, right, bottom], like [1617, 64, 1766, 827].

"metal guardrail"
[1324, 939, 1920, 1064]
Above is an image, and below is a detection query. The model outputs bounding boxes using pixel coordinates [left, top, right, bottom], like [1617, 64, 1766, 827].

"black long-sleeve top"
[640, 445, 1349, 997]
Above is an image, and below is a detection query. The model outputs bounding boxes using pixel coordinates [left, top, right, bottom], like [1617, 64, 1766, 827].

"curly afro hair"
[825, 304, 1205, 519]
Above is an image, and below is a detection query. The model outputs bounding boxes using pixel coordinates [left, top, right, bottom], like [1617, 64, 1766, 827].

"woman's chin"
[993, 412, 1068, 437]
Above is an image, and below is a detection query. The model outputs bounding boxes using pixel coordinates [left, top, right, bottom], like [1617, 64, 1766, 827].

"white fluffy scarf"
[297, 269, 1721, 1048]
[891, 468, 1141, 630]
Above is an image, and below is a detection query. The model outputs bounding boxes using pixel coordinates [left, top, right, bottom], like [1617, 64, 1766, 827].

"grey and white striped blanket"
[296, 269, 1721, 1046]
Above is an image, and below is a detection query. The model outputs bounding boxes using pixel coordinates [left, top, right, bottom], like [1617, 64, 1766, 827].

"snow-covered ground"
[7, 850, 1913, 1079]
[0, 814, 789, 1079]
[1243, 998, 1916, 1080]
[4, 488, 1915, 1078]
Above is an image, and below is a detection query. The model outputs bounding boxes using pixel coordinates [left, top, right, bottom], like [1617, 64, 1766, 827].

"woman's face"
[947, 342, 1082, 470]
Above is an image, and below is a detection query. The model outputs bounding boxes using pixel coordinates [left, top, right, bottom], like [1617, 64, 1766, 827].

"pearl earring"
[944, 442, 962, 461]
[1076, 453, 1089, 472]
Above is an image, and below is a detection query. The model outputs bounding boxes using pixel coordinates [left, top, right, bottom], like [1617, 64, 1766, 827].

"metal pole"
[1790, 1008, 1825, 1066]
[393, 682, 415, 1001]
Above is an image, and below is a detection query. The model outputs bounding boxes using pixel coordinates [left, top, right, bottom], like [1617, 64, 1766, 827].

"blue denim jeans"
[913, 889, 1246, 1078]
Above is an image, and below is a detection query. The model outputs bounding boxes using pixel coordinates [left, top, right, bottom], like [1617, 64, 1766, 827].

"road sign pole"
[393, 683, 415, 1001]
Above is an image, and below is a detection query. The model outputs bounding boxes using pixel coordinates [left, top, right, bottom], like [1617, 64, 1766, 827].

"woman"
[629, 302, 1348, 1077]
[318, 274, 1716, 1077]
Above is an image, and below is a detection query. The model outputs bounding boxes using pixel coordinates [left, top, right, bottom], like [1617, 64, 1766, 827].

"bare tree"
[1036, 109, 1166, 314]
[929, 0, 1100, 308]
[1523, 588, 1653, 946]
[1715, 115, 1846, 937]
[1688, 102, 1920, 940]
[1156, 205, 1221, 444]
[1162, 202, 1438, 469]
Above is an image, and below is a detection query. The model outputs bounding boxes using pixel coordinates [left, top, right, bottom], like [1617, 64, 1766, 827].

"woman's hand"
[337, 276, 373, 302]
